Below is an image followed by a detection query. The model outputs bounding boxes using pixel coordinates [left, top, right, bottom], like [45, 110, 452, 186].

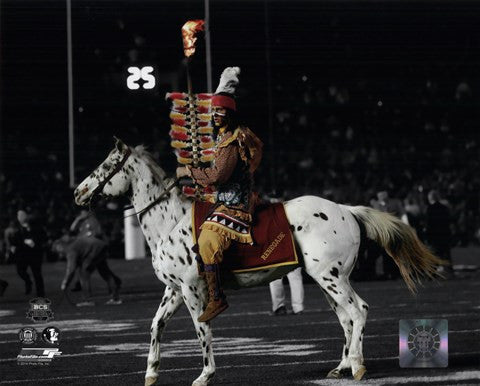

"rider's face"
[212, 107, 227, 128]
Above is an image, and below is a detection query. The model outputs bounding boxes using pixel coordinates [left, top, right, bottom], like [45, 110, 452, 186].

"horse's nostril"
[75, 186, 89, 200]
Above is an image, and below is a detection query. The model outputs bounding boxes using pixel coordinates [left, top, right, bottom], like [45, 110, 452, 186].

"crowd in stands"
[262, 74, 479, 248]
[1, 72, 479, 265]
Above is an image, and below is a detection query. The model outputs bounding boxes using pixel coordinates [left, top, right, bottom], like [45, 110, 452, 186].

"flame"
[182, 20, 205, 57]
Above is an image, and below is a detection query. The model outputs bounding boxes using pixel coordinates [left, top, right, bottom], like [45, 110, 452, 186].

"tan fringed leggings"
[198, 229, 232, 265]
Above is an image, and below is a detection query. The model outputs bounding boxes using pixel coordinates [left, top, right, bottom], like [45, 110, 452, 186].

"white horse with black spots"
[74, 138, 443, 385]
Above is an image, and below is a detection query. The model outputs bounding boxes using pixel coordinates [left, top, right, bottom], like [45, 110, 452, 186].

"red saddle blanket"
[192, 201, 298, 273]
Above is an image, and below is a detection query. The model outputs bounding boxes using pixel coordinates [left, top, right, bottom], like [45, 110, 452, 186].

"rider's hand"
[176, 167, 190, 178]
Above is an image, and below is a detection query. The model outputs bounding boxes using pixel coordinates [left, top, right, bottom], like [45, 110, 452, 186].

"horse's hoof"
[326, 369, 342, 379]
[145, 376, 157, 386]
[353, 365, 367, 381]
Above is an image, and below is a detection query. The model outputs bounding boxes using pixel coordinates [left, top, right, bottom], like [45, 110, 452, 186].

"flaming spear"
[182, 20, 205, 168]
[166, 20, 215, 201]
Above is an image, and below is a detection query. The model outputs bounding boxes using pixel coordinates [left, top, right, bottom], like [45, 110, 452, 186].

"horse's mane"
[133, 145, 168, 184]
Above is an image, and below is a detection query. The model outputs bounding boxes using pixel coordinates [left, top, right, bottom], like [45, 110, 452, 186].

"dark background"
[1, 0, 479, 249]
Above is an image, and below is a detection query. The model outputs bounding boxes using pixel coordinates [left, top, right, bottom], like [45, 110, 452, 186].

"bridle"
[89, 147, 178, 221]
[90, 147, 132, 199]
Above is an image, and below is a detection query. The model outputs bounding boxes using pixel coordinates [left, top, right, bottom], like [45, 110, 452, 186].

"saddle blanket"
[192, 201, 298, 273]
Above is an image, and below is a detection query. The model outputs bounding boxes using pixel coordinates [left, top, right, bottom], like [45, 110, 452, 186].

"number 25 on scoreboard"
[127, 66, 156, 90]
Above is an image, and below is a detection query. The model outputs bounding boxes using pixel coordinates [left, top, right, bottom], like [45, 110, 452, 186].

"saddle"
[192, 201, 298, 273]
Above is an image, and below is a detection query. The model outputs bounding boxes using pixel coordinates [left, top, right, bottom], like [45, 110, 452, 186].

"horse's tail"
[347, 205, 446, 293]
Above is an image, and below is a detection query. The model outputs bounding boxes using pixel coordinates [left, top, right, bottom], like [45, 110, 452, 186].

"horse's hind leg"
[322, 292, 354, 379]
[181, 283, 216, 386]
[321, 278, 368, 380]
[348, 284, 368, 380]
[145, 286, 183, 386]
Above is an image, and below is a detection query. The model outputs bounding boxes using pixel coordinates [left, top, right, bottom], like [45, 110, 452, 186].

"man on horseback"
[176, 67, 263, 322]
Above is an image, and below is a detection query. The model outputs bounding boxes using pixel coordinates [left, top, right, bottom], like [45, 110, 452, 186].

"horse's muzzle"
[74, 186, 90, 206]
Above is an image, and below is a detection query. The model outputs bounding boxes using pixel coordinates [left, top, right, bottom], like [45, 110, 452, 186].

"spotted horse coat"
[74, 138, 443, 385]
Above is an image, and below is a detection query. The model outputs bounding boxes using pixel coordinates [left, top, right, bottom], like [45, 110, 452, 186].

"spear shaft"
[181, 20, 205, 198]
[185, 57, 199, 167]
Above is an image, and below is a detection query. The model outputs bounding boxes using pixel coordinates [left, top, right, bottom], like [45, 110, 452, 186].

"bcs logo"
[26, 298, 54, 323]
[127, 66, 156, 90]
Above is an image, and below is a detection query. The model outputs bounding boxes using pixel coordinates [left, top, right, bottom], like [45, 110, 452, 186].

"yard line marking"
[84, 336, 328, 358]
[0, 299, 476, 332]
[2, 355, 479, 384]
[0, 322, 478, 345]
[0, 310, 15, 318]
[0, 338, 478, 364]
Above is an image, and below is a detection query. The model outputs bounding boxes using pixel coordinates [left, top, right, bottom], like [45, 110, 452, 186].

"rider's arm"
[189, 143, 238, 187]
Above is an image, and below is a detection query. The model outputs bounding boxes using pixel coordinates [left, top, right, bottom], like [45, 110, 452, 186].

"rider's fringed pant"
[198, 228, 232, 265]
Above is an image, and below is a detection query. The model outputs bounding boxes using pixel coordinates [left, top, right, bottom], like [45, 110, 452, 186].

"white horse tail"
[348, 206, 446, 293]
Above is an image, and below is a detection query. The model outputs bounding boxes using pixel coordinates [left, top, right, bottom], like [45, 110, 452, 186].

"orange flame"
[181, 20, 205, 57]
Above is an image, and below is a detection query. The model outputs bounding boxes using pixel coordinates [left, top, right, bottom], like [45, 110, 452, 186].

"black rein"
[89, 147, 178, 222]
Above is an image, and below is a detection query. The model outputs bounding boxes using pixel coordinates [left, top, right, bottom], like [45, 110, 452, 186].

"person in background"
[3, 220, 16, 263]
[58, 232, 122, 306]
[9, 210, 46, 297]
[68, 209, 104, 292]
[0, 278, 8, 296]
[425, 190, 454, 276]
[70, 209, 105, 240]
[269, 267, 304, 316]
[369, 190, 409, 280]
[61, 210, 122, 306]
[404, 192, 424, 238]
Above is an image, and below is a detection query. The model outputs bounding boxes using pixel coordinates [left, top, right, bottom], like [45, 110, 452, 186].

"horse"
[74, 138, 443, 385]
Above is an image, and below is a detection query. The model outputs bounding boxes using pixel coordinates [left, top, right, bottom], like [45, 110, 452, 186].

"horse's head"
[74, 137, 133, 206]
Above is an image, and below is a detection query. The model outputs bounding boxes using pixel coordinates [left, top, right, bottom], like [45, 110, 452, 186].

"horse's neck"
[129, 163, 187, 255]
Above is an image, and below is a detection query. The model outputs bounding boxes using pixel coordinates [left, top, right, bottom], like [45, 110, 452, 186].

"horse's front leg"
[181, 283, 216, 386]
[145, 286, 183, 386]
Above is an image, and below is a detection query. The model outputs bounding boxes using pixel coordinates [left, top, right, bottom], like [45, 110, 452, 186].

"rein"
[125, 178, 179, 222]
[90, 146, 180, 223]
[91, 147, 132, 199]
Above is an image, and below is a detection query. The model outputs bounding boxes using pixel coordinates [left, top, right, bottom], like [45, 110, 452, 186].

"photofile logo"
[17, 348, 62, 365]
[399, 319, 448, 368]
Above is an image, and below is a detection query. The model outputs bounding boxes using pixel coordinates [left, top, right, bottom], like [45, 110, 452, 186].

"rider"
[176, 67, 263, 322]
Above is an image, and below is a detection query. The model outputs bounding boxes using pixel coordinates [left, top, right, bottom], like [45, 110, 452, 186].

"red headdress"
[211, 67, 240, 111]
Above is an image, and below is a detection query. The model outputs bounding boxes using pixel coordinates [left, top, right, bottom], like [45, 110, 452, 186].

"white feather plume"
[214, 67, 241, 95]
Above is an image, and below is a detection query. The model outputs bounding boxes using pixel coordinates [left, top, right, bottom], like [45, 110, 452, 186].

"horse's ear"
[113, 136, 126, 151]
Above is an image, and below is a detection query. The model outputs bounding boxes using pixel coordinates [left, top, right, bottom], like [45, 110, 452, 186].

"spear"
[181, 20, 205, 168]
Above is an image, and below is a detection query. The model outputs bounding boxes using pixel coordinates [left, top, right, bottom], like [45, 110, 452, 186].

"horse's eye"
[102, 163, 111, 170]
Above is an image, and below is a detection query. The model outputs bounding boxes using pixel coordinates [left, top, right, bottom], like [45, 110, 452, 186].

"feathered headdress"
[211, 67, 241, 111]
[215, 67, 240, 94]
